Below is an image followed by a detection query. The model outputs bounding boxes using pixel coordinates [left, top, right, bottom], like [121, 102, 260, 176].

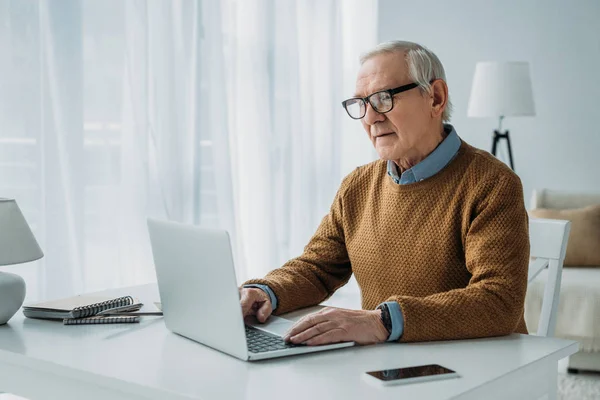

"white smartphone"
[363, 364, 460, 386]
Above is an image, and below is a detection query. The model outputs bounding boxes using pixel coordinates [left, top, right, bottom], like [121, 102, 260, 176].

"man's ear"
[430, 79, 448, 119]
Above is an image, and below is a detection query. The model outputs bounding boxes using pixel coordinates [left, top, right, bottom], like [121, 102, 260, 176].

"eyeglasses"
[341, 82, 419, 120]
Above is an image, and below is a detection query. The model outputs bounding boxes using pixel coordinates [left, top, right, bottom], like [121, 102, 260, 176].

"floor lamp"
[467, 62, 536, 171]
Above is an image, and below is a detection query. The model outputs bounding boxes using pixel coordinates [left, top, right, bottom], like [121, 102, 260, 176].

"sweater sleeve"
[241, 174, 354, 314]
[389, 174, 530, 342]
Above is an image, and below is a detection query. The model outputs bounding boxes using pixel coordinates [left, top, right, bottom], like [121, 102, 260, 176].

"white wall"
[378, 0, 600, 202]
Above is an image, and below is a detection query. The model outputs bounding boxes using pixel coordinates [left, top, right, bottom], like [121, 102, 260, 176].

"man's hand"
[239, 287, 272, 323]
[282, 307, 389, 346]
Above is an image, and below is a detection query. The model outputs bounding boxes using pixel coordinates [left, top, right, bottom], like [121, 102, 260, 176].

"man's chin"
[374, 147, 397, 161]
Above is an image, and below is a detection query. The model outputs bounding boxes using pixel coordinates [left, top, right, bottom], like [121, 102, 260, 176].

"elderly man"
[240, 40, 529, 345]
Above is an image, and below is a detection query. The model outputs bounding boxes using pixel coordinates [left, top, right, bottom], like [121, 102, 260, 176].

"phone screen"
[366, 364, 456, 381]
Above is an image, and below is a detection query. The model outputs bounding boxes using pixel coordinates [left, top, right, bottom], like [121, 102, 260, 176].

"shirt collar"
[387, 124, 461, 185]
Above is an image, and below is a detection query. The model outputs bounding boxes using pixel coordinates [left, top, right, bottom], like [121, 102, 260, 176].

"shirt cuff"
[243, 284, 278, 310]
[382, 301, 404, 341]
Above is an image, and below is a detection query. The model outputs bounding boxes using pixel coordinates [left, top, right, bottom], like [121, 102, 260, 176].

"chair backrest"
[528, 218, 571, 337]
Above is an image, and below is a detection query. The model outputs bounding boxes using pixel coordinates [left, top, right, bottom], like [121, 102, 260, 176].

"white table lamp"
[0, 198, 44, 324]
[467, 61, 535, 170]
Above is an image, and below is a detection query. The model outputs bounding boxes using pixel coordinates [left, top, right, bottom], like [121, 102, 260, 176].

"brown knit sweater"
[244, 141, 530, 342]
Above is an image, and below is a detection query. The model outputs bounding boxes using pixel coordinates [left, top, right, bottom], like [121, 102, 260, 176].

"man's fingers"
[240, 288, 270, 318]
[283, 312, 326, 340]
[256, 301, 272, 323]
[288, 321, 336, 344]
[240, 291, 258, 317]
[241, 301, 253, 318]
[305, 329, 345, 346]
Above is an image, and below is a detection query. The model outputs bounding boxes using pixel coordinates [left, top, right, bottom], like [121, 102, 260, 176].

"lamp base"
[0, 271, 26, 324]
[491, 130, 515, 171]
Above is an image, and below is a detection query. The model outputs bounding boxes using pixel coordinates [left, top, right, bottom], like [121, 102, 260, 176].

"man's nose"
[363, 103, 386, 125]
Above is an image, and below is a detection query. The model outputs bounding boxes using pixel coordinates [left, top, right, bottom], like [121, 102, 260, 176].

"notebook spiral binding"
[71, 296, 135, 319]
[63, 316, 140, 325]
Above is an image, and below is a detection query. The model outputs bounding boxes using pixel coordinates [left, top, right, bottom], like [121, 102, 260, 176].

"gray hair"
[360, 40, 453, 122]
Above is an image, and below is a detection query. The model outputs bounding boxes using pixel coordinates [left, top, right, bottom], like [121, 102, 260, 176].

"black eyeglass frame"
[341, 82, 420, 120]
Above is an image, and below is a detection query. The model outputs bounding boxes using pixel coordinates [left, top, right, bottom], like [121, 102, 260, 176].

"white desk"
[0, 284, 578, 400]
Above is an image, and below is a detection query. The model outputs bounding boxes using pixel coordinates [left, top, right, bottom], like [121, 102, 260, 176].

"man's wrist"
[376, 303, 393, 336]
[372, 309, 390, 342]
[384, 301, 404, 341]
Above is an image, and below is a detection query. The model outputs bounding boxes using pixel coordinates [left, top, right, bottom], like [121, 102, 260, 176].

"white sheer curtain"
[216, 0, 378, 280]
[0, 0, 377, 301]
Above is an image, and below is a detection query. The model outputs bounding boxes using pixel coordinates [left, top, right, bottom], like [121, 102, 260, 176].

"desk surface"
[0, 284, 578, 400]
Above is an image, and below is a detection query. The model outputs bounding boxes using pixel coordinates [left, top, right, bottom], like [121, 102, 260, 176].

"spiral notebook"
[63, 315, 140, 325]
[23, 295, 136, 320]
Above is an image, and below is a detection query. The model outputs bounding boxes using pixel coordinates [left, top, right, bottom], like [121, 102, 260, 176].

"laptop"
[147, 218, 354, 361]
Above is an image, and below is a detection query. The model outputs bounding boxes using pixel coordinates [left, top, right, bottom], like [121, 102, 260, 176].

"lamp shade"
[467, 62, 535, 118]
[0, 199, 43, 266]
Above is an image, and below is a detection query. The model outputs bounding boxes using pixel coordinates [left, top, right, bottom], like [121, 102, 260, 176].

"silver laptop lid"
[147, 218, 248, 360]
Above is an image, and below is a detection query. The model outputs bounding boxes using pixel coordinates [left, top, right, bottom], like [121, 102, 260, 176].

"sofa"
[525, 189, 600, 373]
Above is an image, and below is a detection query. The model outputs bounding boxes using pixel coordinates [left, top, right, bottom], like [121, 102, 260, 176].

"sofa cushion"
[529, 205, 600, 266]
[526, 267, 600, 351]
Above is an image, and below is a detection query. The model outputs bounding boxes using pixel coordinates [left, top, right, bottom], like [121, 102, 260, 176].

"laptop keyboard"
[245, 326, 305, 353]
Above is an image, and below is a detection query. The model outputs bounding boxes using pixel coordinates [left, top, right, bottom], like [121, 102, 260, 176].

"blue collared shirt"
[386, 125, 461, 185]
[246, 124, 461, 342]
